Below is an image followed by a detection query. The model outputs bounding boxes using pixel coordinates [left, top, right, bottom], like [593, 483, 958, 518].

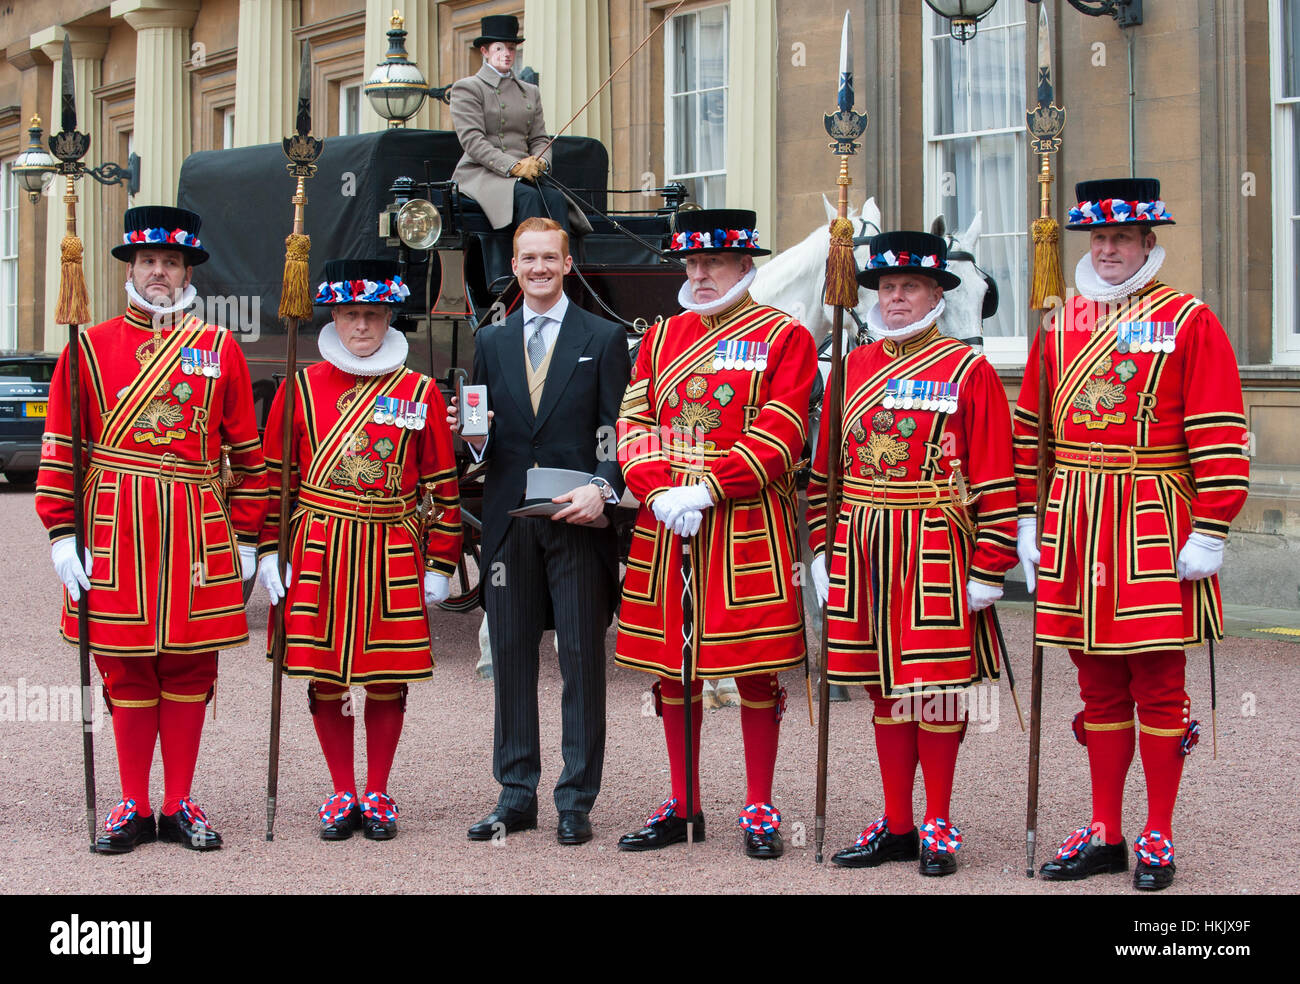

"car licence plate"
[24, 402, 47, 418]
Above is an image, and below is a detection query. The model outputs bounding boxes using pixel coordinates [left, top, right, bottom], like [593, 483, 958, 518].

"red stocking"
[737, 674, 781, 807]
[364, 685, 406, 795]
[311, 683, 356, 795]
[871, 696, 918, 834]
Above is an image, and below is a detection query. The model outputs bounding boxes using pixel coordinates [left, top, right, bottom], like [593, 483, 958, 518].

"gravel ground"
[0, 481, 1295, 896]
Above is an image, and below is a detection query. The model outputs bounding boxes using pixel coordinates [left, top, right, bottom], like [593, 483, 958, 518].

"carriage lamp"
[13, 113, 141, 200]
[922, 0, 998, 43]
[364, 11, 430, 127]
[11, 115, 58, 203]
[395, 198, 441, 250]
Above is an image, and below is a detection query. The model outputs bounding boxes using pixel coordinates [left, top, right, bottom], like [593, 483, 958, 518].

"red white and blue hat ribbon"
[361, 791, 398, 822]
[123, 227, 203, 249]
[854, 815, 890, 847]
[315, 276, 412, 304]
[866, 248, 945, 272]
[1135, 830, 1175, 867]
[668, 227, 759, 252]
[737, 802, 782, 834]
[920, 817, 963, 853]
[1067, 197, 1174, 226]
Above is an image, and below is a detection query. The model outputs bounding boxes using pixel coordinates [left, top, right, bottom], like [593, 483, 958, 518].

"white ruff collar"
[677, 266, 758, 316]
[1074, 245, 1165, 303]
[865, 297, 946, 341]
[317, 323, 409, 376]
[124, 280, 197, 326]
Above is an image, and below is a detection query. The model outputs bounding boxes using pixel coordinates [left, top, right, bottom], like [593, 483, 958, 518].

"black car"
[0, 353, 56, 487]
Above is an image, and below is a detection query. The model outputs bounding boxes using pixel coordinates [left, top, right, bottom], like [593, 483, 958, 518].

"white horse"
[751, 196, 991, 350]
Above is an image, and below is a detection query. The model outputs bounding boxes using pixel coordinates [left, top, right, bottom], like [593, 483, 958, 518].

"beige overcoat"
[449, 65, 590, 232]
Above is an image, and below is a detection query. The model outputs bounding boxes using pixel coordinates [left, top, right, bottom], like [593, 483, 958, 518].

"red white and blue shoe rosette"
[920, 817, 962, 853]
[314, 276, 411, 305]
[175, 797, 213, 829]
[361, 791, 398, 822]
[104, 798, 140, 833]
[645, 797, 678, 826]
[1134, 830, 1175, 867]
[319, 791, 358, 825]
[854, 814, 890, 848]
[1054, 822, 1103, 860]
[737, 802, 782, 834]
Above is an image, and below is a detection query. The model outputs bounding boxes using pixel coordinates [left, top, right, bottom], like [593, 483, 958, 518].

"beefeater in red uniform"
[257, 259, 462, 842]
[37, 205, 268, 854]
[614, 208, 816, 860]
[806, 230, 1018, 877]
[1015, 178, 1250, 891]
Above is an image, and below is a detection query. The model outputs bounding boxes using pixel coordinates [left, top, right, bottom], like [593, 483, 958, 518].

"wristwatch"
[589, 477, 616, 504]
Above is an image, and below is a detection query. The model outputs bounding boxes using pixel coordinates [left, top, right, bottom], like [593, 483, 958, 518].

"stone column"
[233, 0, 295, 147]
[523, 0, 612, 148]
[361, 2, 437, 132]
[725, 0, 777, 254]
[33, 26, 109, 349]
[6, 40, 52, 350]
[111, 0, 200, 205]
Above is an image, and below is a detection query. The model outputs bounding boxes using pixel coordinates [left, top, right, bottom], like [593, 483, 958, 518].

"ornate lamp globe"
[923, 0, 998, 43]
[12, 115, 58, 203]
[364, 11, 429, 127]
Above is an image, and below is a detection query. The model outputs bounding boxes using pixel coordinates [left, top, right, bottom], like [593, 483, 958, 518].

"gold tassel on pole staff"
[55, 177, 91, 326]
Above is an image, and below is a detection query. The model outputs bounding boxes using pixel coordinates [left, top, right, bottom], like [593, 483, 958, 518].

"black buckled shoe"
[1134, 860, 1176, 891]
[467, 800, 538, 841]
[744, 828, 783, 859]
[831, 817, 920, 869]
[157, 798, 223, 851]
[920, 846, 958, 876]
[319, 792, 363, 841]
[557, 811, 593, 845]
[618, 799, 705, 852]
[1132, 830, 1175, 890]
[94, 800, 157, 855]
[1039, 824, 1128, 881]
[361, 792, 398, 841]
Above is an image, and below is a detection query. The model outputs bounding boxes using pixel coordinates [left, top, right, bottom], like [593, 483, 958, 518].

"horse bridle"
[944, 235, 1000, 322]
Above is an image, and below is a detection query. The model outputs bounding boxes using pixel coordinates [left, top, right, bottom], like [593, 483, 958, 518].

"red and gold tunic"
[806, 326, 1018, 694]
[260, 361, 461, 686]
[615, 296, 816, 680]
[35, 304, 269, 655]
[1013, 283, 1250, 654]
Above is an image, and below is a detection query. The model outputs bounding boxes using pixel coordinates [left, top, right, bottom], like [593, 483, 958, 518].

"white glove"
[1017, 516, 1041, 594]
[238, 544, 257, 581]
[1177, 532, 1224, 581]
[811, 553, 830, 606]
[652, 484, 715, 531]
[424, 571, 451, 605]
[672, 509, 703, 538]
[966, 579, 1002, 613]
[51, 539, 92, 601]
[257, 553, 293, 606]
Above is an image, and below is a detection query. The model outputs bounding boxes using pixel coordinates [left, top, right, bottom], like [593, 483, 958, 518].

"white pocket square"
[578, 356, 594, 363]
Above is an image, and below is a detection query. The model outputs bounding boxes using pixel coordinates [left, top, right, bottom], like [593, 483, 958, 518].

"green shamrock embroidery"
[712, 383, 736, 407]
[1113, 359, 1138, 382]
[895, 417, 917, 438]
[171, 382, 193, 403]
[373, 437, 395, 459]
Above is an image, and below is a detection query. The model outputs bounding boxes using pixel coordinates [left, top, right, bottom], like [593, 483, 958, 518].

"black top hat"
[666, 208, 770, 256]
[473, 15, 524, 47]
[314, 258, 410, 306]
[111, 206, 208, 265]
[1066, 177, 1176, 230]
[856, 230, 962, 291]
